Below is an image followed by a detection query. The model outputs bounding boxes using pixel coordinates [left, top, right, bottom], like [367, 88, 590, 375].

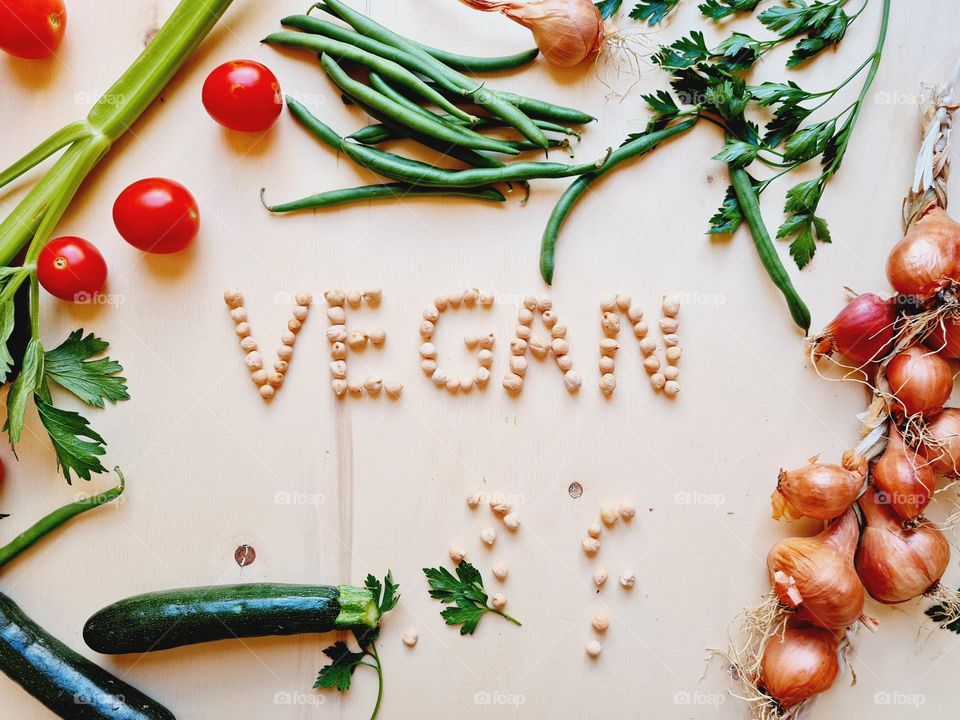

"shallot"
[810, 292, 896, 366]
[885, 346, 952, 417]
[871, 425, 934, 521]
[771, 459, 865, 521]
[759, 623, 840, 709]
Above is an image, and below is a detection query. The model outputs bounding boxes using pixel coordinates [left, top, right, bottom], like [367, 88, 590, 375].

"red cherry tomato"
[37, 236, 107, 302]
[113, 178, 200, 254]
[0, 0, 67, 59]
[202, 60, 282, 132]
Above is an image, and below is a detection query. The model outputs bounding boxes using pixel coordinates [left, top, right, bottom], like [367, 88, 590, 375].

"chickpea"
[619, 500, 637, 520]
[295, 292, 313, 306]
[449, 546, 467, 563]
[587, 523, 601, 539]
[593, 568, 608, 587]
[478, 349, 494, 368]
[619, 570, 636, 588]
[368, 328, 386, 345]
[503, 513, 520, 530]
[230, 307, 247, 323]
[420, 320, 435, 339]
[517, 307, 534, 325]
[331, 379, 348, 397]
[659, 317, 680, 334]
[327, 307, 346, 324]
[551, 338, 569, 356]
[346, 291, 361, 308]
[541, 310, 558, 327]
[599, 338, 619, 357]
[422, 359, 438, 375]
[591, 615, 610, 633]
[385, 382, 403, 398]
[650, 373, 666, 391]
[331, 342, 347, 360]
[586, 640, 602, 658]
[627, 305, 644, 323]
[551, 323, 567, 339]
[600, 296, 616, 312]
[661, 294, 681, 318]
[447, 292, 463, 308]
[476, 367, 491, 384]
[643, 355, 661, 374]
[502, 373, 523, 393]
[324, 289, 345, 306]
[665, 346, 682, 364]
[402, 630, 419, 648]
[664, 380, 681, 397]
[259, 384, 275, 400]
[509, 355, 527, 377]
[599, 373, 616, 394]
[491, 593, 508, 610]
[556, 354, 574, 372]
[581, 537, 601, 555]
[600, 506, 618, 526]
[601, 312, 620, 336]
[362, 288, 382, 304]
[515, 325, 532, 340]
[480, 527, 497, 545]
[509, 338, 528, 355]
[347, 331, 368, 350]
[492, 562, 509, 580]
[463, 288, 480, 306]
[599, 356, 615, 374]
[632, 322, 649, 339]
[224, 290, 244, 308]
[528, 336, 549, 358]
[563, 370, 582, 392]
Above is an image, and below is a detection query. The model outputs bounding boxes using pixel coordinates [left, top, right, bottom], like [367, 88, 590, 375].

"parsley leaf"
[712, 138, 760, 168]
[629, 0, 680, 25]
[423, 561, 521, 635]
[314, 641, 366, 691]
[595, 0, 623, 20]
[35, 397, 107, 483]
[5, 338, 45, 446]
[44, 330, 129, 408]
[698, 0, 760, 20]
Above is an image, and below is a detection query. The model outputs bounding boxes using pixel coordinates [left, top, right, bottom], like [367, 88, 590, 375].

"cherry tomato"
[37, 236, 107, 302]
[113, 178, 200, 254]
[0, 0, 67, 59]
[202, 59, 282, 132]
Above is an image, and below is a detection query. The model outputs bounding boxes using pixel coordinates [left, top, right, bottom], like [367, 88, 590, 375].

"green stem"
[0, 121, 92, 191]
[729, 165, 811, 332]
[491, 608, 523, 626]
[368, 641, 384, 720]
[0, 469, 124, 570]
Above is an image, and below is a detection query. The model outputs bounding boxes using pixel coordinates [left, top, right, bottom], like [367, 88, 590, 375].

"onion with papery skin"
[772, 459, 865, 521]
[458, 0, 605, 67]
[885, 346, 952, 417]
[855, 487, 949, 603]
[920, 407, 960, 476]
[811, 293, 896, 365]
[924, 317, 960, 357]
[872, 424, 934, 520]
[886, 207, 960, 299]
[766, 510, 864, 629]
[759, 623, 840, 709]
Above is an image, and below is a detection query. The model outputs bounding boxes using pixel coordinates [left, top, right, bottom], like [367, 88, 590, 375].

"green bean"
[426, 83, 595, 125]
[419, 44, 539, 73]
[729, 165, 811, 332]
[263, 31, 475, 123]
[318, 0, 550, 149]
[351, 118, 570, 154]
[540, 119, 697, 285]
[281, 14, 540, 74]
[261, 184, 506, 212]
[320, 54, 520, 156]
[287, 96, 343, 150]
[341, 140, 610, 188]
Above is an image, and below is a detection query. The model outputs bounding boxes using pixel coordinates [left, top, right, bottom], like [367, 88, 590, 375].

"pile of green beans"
[261, 0, 598, 214]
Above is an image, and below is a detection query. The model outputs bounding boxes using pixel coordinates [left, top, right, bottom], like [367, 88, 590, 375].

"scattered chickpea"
[347, 380, 363, 395]
[600, 296, 616, 312]
[464, 335, 478, 349]
[528, 336, 549, 358]
[347, 331, 368, 350]
[230, 307, 247, 323]
[419, 320, 435, 339]
[537, 295, 553, 312]
[327, 307, 346, 324]
[517, 307, 534, 325]
[502, 373, 523, 393]
[664, 380, 680, 397]
[331, 342, 347, 360]
[259, 385, 275, 400]
[663, 365, 679, 381]
[503, 513, 520, 530]
[600, 506, 618, 526]
[244, 351, 263, 370]
[402, 630, 419, 648]
[467, 492, 483, 508]
[324, 289, 345, 306]
[446, 378, 460, 393]
[665, 346, 682, 364]
[480, 527, 497, 545]
[239, 336, 257, 352]
[632, 322, 649, 339]
[287, 318, 302, 334]
[593, 568, 608, 587]
[491, 593, 508, 610]
[463, 288, 480, 306]
[423, 306, 440, 323]
[661, 294, 681, 318]
[492, 562, 509, 580]
[362, 289, 382, 304]
[224, 291, 244, 308]
[331, 379, 348, 397]
[620, 501, 637, 520]
[478, 333, 496, 350]
[564, 370, 582, 392]
[433, 295, 448, 312]
[515, 325, 532, 340]
[541, 310, 558, 327]
[616, 294, 631, 312]
[599, 373, 616, 394]
[251, 369, 267, 386]
[490, 498, 511, 515]
[556, 354, 574, 372]
[523, 296, 537, 311]
[419, 342, 437, 359]
[599, 339, 619, 357]
[591, 615, 610, 633]
[587, 523, 601, 539]
[385, 381, 403, 398]
[551, 338, 569, 356]
[627, 305, 644, 323]
[638, 338, 656, 356]
[432, 368, 448, 386]
[330, 361, 347, 379]
[327, 325, 347, 343]
[582, 537, 601, 555]
[267, 372, 284, 388]
[659, 318, 680, 334]
[234, 322, 251, 338]
[460, 377, 474, 393]
[551, 323, 567, 339]
[586, 640, 602, 658]
[277, 345, 294, 361]
[643, 355, 661, 374]
[346, 291, 362, 308]
[292, 305, 309, 321]
[479, 292, 494, 306]
[509, 355, 527, 377]
[421, 359, 438, 375]
[281, 330, 296, 346]
[447, 292, 463, 308]
[368, 328, 386, 345]
[273, 360, 289, 374]
[663, 333, 680, 347]
[599, 356, 615, 374]
[510, 338, 527, 355]
[601, 313, 620, 336]
[295, 292, 312, 306]
[619, 570, 636, 588]
[476, 367, 491, 384]
[449, 546, 466, 563]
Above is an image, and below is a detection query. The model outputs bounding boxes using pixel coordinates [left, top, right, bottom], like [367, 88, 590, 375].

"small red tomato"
[37, 236, 107, 302]
[0, 0, 67, 59]
[113, 178, 200, 254]
[202, 59, 282, 132]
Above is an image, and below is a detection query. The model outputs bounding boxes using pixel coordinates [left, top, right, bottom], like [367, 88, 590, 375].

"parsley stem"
[491, 608, 523, 626]
[0, 468, 124, 570]
[368, 641, 384, 720]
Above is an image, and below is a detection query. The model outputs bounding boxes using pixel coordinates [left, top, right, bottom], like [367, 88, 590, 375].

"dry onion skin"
[759, 623, 840, 710]
[772, 459, 865, 521]
[872, 424, 934, 521]
[766, 509, 864, 629]
[886, 206, 960, 300]
[458, 0, 605, 67]
[811, 292, 896, 366]
[885, 346, 952, 418]
[920, 407, 960, 476]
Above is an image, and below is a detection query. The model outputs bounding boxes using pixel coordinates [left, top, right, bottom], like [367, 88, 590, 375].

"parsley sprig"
[315, 572, 398, 720]
[423, 561, 522, 634]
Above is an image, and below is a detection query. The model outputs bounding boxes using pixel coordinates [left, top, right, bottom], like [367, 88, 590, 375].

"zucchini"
[0, 592, 175, 719]
[84, 583, 379, 654]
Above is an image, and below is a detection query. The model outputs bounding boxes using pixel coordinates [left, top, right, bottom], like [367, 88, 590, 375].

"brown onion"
[759, 622, 840, 709]
[811, 293, 896, 365]
[885, 346, 952, 417]
[872, 425, 934, 520]
[924, 317, 960, 357]
[458, 0, 605, 67]
[772, 459, 865, 521]
[767, 509, 864, 629]
[920, 407, 960, 475]
[887, 206, 960, 299]
[855, 487, 949, 604]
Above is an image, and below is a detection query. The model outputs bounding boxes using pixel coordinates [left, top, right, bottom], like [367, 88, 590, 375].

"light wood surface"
[1, 1, 959, 718]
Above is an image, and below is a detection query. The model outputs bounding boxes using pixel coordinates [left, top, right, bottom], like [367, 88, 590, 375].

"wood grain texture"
[1, 1, 959, 718]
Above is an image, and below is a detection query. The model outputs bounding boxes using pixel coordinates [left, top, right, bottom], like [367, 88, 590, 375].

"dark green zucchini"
[0, 592, 175, 719]
[84, 583, 379, 654]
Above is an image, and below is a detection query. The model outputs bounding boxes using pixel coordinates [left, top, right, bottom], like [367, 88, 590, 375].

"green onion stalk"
[0, 0, 233, 476]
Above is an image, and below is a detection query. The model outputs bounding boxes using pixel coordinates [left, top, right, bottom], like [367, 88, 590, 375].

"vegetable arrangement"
[0, 0, 233, 481]
[85, 573, 399, 720]
[256, 0, 686, 212]
[722, 63, 960, 718]
[542, 0, 891, 333]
